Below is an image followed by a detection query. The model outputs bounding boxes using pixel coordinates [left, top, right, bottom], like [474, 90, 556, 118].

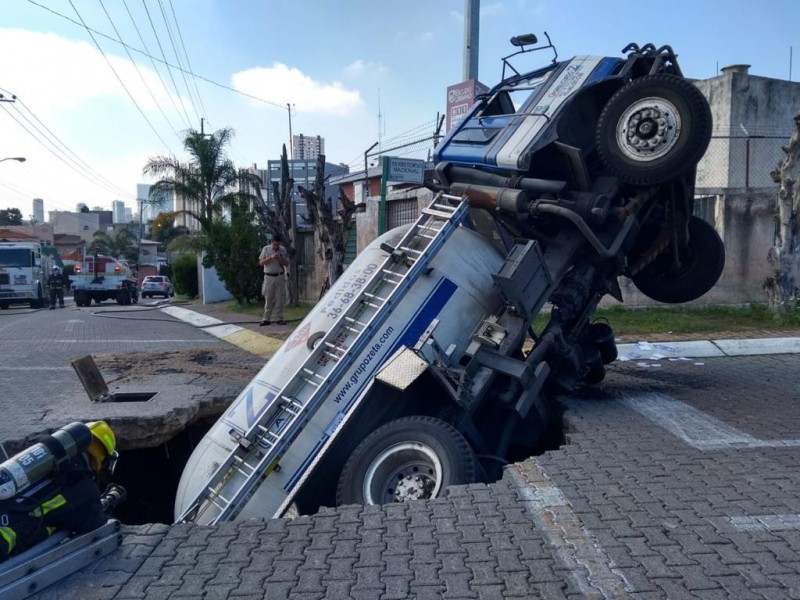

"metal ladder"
[177, 192, 470, 524]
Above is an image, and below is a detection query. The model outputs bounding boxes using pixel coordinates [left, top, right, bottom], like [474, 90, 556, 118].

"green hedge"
[171, 254, 198, 298]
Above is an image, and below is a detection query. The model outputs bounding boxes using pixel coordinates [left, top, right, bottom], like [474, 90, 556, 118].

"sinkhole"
[112, 405, 565, 526]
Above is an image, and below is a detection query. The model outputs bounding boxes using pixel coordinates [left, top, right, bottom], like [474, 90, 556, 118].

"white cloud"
[482, 2, 505, 17]
[231, 63, 363, 115]
[343, 59, 387, 78]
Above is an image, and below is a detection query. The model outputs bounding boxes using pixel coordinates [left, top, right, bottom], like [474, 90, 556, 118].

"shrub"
[171, 254, 198, 298]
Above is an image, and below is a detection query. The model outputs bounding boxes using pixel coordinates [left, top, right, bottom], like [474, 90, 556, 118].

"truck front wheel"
[336, 416, 480, 507]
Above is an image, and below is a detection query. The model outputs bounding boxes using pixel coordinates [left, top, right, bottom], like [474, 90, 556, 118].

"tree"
[248, 145, 298, 305]
[765, 111, 800, 313]
[150, 212, 191, 250]
[0, 208, 23, 226]
[206, 200, 264, 304]
[297, 153, 357, 293]
[89, 229, 138, 262]
[143, 128, 259, 233]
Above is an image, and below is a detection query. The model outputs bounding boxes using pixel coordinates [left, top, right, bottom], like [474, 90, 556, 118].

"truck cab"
[0, 242, 51, 309]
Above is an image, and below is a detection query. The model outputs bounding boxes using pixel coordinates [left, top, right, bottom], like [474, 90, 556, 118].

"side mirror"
[510, 33, 538, 47]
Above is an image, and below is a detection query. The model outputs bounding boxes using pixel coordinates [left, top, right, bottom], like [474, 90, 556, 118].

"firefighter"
[0, 421, 120, 562]
[48, 266, 65, 309]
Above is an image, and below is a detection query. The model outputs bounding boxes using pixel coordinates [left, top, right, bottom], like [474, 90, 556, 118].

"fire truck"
[0, 242, 52, 309]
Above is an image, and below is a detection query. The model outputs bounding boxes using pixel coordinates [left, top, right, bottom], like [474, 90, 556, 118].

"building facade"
[32, 198, 44, 225]
[292, 134, 325, 160]
[112, 200, 126, 224]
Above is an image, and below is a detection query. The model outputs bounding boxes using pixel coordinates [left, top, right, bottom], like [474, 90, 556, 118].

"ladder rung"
[363, 292, 388, 302]
[344, 316, 368, 327]
[430, 202, 457, 213]
[422, 207, 456, 219]
[301, 368, 325, 380]
[398, 246, 423, 255]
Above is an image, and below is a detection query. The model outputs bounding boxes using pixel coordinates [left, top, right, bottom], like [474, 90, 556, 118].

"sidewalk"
[167, 299, 800, 361]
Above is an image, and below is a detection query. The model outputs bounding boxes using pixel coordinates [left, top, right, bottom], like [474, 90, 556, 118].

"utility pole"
[463, 0, 480, 80]
[287, 104, 295, 159]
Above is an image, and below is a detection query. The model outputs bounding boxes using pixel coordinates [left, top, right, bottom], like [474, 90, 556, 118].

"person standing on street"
[48, 266, 65, 309]
[259, 234, 289, 326]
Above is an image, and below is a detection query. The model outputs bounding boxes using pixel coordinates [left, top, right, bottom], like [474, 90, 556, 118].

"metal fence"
[696, 135, 787, 190]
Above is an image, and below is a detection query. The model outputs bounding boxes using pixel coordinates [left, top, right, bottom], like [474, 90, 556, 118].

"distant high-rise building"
[76, 202, 88, 212]
[124, 207, 133, 222]
[112, 200, 126, 223]
[292, 134, 325, 160]
[32, 198, 44, 224]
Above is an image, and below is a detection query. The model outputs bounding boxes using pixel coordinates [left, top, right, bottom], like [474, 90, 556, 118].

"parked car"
[141, 275, 174, 299]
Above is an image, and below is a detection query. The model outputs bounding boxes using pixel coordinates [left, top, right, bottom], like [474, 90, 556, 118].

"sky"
[0, 0, 798, 220]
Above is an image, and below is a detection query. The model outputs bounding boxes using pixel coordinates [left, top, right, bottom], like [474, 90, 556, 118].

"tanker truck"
[175, 38, 724, 523]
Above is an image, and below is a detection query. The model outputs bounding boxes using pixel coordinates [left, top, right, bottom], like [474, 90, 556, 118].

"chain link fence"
[696, 135, 787, 191]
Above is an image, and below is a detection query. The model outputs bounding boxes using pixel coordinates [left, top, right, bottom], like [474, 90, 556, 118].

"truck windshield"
[0, 249, 32, 268]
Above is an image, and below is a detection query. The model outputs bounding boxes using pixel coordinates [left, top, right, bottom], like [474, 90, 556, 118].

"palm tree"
[143, 128, 259, 233]
[90, 229, 138, 262]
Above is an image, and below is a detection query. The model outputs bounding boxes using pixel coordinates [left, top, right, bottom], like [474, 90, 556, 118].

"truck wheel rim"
[363, 442, 442, 505]
[616, 97, 681, 162]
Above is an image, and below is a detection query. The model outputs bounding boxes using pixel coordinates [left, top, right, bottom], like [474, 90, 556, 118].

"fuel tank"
[174, 223, 505, 522]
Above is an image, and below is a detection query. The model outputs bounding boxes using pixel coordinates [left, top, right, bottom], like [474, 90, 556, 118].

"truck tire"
[336, 416, 479, 507]
[73, 291, 87, 307]
[30, 285, 45, 309]
[632, 216, 725, 304]
[116, 289, 131, 305]
[0, 302, 7, 309]
[596, 73, 712, 186]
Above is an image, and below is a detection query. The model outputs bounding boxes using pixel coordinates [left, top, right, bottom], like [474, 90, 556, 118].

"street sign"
[386, 157, 425, 184]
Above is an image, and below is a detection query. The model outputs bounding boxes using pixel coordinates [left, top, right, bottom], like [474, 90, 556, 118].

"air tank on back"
[175, 221, 506, 522]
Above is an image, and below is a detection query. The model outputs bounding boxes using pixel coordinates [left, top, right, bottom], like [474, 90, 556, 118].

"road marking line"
[509, 461, 631, 599]
[0, 367, 73, 371]
[618, 393, 800, 449]
[161, 306, 225, 327]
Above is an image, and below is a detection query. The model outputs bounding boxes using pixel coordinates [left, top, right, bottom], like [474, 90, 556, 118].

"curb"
[161, 306, 282, 359]
[162, 305, 800, 362]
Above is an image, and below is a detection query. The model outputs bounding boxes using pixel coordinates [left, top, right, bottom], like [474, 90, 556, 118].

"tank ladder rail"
[177, 192, 470, 525]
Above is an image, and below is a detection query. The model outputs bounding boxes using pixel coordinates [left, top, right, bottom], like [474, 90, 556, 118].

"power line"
[97, 0, 183, 144]
[28, 0, 287, 111]
[68, 0, 174, 154]
[121, 0, 191, 130]
[0, 102, 134, 199]
[139, 0, 194, 127]
[0, 91, 133, 198]
[0, 178, 77, 213]
[156, 0, 201, 123]
[168, 0, 206, 117]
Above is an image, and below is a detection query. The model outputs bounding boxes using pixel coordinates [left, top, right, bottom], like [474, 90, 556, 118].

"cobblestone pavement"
[25, 347, 800, 599]
[0, 300, 263, 452]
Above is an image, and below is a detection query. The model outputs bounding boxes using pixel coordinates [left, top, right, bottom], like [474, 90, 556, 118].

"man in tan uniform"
[259, 234, 289, 326]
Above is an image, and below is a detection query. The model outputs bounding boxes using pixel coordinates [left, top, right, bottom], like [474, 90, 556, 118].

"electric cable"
[156, 0, 202, 123]
[121, 0, 192, 130]
[168, 0, 207, 117]
[68, 0, 174, 154]
[27, 0, 287, 111]
[140, 0, 197, 127]
[97, 0, 183, 144]
[0, 87, 135, 199]
[0, 103, 137, 200]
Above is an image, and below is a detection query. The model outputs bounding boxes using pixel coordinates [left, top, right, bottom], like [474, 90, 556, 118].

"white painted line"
[712, 337, 800, 356]
[0, 367, 73, 371]
[508, 462, 631, 598]
[617, 340, 724, 360]
[204, 324, 244, 338]
[41, 339, 219, 343]
[618, 392, 800, 450]
[161, 306, 224, 327]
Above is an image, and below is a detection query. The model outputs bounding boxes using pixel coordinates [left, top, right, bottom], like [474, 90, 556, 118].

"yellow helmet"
[86, 421, 117, 472]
